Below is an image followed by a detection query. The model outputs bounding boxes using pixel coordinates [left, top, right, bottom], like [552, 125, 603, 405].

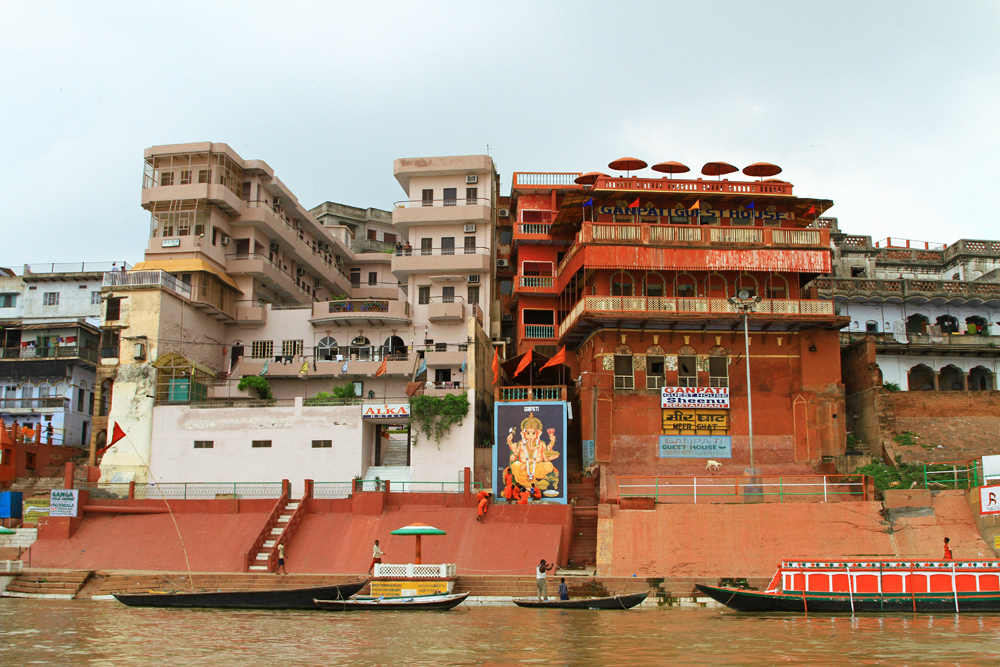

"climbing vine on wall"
[409, 392, 470, 448]
[237, 375, 273, 400]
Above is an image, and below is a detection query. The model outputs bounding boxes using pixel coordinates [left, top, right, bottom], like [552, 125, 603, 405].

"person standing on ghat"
[276, 542, 287, 575]
[536, 559, 555, 600]
[368, 539, 385, 574]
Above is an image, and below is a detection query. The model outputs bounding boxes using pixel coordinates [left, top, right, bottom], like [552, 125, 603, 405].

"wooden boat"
[513, 590, 649, 610]
[313, 591, 470, 611]
[697, 559, 1000, 613]
[113, 579, 367, 609]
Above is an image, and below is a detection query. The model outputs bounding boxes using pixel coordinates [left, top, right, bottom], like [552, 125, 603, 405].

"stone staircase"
[364, 466, 411, 486]
[380, 438, 409, 466]
[3, 569, 93, 599]
[9, 476, 64, 494]
[248, 499, 299, 572]
[569, 477, 600, 566]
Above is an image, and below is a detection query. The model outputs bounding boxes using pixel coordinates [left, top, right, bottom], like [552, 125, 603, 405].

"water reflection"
[2, 600, 1000, 666]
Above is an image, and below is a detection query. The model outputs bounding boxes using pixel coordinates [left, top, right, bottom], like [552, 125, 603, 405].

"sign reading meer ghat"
[662, 409, 729, 435]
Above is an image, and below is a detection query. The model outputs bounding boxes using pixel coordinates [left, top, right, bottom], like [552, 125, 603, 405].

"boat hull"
[512, 590, 650, 610]
[313, 591, 470, 611]
[696, 584, 1000, 613]
[113, 580, 367, 610]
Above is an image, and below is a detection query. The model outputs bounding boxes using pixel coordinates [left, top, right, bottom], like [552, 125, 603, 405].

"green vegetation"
[237, 375, 273, 400]
[882, 382, 901, 392]
[854, 459, 979, 491]
[304, 384, 358, 405]
[409, 392, 470, 447]
[893, 431, 918, 446]
[845, 433, 862, 451]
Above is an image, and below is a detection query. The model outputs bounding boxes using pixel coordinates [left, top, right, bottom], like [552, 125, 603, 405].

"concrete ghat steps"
[364, 466, 411, 484]
[4, 569, 93, 597]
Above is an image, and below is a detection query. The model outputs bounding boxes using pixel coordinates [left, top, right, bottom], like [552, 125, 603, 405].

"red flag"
[540, 347, 566, 370]
[514, 349, 533, 377]
[806, 204, 816, 217]
[374, 358, 387, 377]
[628, 197, 640, 208]
[491, 347, 500, 386]
[97, 422, 127, 456]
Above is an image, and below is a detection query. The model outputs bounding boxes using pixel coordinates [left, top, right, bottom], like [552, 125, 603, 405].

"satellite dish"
[738, 290, 751, 300]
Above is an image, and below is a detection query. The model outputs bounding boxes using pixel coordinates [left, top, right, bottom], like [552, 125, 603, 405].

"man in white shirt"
[536, 559, 555, 600]
[368, 540, 385, 575]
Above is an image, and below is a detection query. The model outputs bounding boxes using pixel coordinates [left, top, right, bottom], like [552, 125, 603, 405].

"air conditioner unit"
[296, 268, 306, 277]
[220, 236, 231, 246]
[273, 197, 282, 207]
[133, 343, 145, 360]
[466, 175, 478, 184]
[270, 242, 279, 251]
[501, 314, 513, 322]
[497, 259, 510, 269]
[464, 224, 476, 233]
[498, 209, 510, 218]
[467, 275, 480, 284]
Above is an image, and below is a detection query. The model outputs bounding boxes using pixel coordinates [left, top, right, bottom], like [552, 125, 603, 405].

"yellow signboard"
[22, 498, 50, 523]
[994, 535, 1000, 550]
[662, 409, 729, 435]
[370, 580, 452, 597]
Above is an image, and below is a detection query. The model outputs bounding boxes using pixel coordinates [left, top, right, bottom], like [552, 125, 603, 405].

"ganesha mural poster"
[493, 402, 567, 504]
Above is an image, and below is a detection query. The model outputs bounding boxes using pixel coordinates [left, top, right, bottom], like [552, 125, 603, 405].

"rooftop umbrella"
[608, 157, 648, 177]
[651, 161, 691, 180]
[742, 162, 782, 180]
[574, 172, 609, 186]
[701, 161, 738, 179]
[0, 527, 15, 535]
[390, 522, 446, 564]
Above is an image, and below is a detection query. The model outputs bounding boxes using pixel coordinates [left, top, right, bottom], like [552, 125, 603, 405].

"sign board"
[983, 455, 1000, 482]
[362, 404, 410, 419]
[659, 435, 732, 459]
[980, 485, 1000, 515]
[49, 489, 79, 517]
[160, 238, 181, 248]
[995, 536, 1000, 550]
[661, 387, 729, 409]
[662, 409, 729, 435]
[371, 580, 451, 597]
[23, 498, 50, 522]
[582, 440, 595, 468]
[494, 402, 567, 504]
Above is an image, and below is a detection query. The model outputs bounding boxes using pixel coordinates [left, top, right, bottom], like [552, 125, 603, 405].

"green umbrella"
[390, 522, 446, 564]
[0, 527, 16, 535]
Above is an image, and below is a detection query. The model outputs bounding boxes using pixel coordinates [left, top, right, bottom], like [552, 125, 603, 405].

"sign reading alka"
[662, 409, 729, 435]
[661, 387, 730, 409]
[362, 404, 410, 419]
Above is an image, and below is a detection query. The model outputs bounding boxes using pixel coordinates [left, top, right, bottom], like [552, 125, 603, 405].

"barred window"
[43, 292, 59, 306]
[282, 340, 303, 357]
[614, 355, 634, 390]
[251, 440, 272, 448]
[709, 357, 728, 388]
[679, 356, 697, 387]
[312, 440, 332, 448]
[646, 356, 665, 389]
[251, 341, 273, 359]
[418, 286, 430, 305]
[194, 440, 214, 449]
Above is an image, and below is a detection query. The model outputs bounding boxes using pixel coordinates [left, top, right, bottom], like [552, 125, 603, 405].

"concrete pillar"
[963, 372, 970, 391]
[463, 466, 471, 500]
[64, 462, 74, 490]
[933, 371, 940, 391]
[991, 371, 997, 391]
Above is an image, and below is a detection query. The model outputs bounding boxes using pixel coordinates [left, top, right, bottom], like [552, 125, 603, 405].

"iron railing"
[922, 460, 983, 490]
[78, 482, 285, 499]
[616, 474, 868, 503]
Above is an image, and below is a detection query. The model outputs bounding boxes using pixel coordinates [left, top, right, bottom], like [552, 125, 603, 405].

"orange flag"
[540, 347, 566, 370]
[514, 349, 533, 377]
[690, 199, 700, 210]
[97, 422, 127, 456]
[374, 358, 387, 377]
[491, 347, 500, 385]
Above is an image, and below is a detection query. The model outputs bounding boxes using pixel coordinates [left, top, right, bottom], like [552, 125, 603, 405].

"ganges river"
[3, 599, 1000, 666]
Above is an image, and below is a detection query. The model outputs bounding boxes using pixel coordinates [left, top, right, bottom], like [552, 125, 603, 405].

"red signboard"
[581, 246, 831, 273]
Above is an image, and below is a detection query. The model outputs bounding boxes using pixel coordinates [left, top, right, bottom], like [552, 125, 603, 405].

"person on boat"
[536, 559, 555, 600]
[276, 542, 287, 575]
[368, 540, 385, 574]
[943, 537, 953, 560]
[558, 577, 569, 601]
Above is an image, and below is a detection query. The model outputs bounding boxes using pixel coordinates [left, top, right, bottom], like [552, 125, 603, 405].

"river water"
[2, 599, 1000, 666]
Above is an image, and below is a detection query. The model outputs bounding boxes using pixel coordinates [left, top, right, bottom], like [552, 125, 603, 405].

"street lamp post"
[728, 291, 762, 473]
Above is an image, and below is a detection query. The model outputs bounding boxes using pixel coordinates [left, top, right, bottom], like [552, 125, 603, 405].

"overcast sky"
[2, 1, 997, 267]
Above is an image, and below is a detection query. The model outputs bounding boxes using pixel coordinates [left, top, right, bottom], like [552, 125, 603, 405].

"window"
[384, 233, 396, 245]
[180, 170, 192, 185]
[464, 236, 476, 254]
[865, 320, 879, 333]
[421, 238, 433, 256]
[422, 189, 433, 207]
[367, 229, 377, 241]
[441, 237, 455, 255]
[368, 272, 378, 286]
[316, 336, 338, 360]
[466, 187, 478, 205]
[20, 385, 32, 408]
[251, 340, 274, 359]
[38, 386, 50, 400]
[679, 356, 697, 387]
[88, 391, 94, 415]
[611, 272, 633, 296]
[350, 270, 361, 287]
[105, 297, 121, 321]
[160, 172, 174, 186]
[418, 286, 430, 304]
[312, 440, 332, 448]
[851, 266, 865, 277]
[91, 291, 101, 305]
[468, 286, 480, 305]
[0, 294, 15, 308]
[499, 280, 512, 295]
[251, 440, 272, 448]
[614, 355, 634, 390]
[499, 229, 512, 245]
[443, 188, 457, 206]
[709, 357, 728, 388]
[442, 286, 455, 303]
[435, 342, 448, 352]
[647, 356, 665, 389]
[676, 276, 697, 298]
[282, 340, 303, 357]
[43, 292, 59, 306]
[198, 169, 210, 184]
[194, 441, 214, 449]
[76, 387, 85, 412]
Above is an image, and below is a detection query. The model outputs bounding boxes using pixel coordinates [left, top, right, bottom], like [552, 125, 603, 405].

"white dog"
[705, 460, 722, 472]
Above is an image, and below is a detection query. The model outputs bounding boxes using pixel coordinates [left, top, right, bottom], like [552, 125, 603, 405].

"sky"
[1, 1, 998, 267]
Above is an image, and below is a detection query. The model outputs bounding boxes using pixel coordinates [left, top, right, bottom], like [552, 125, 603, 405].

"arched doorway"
[938, 364, 964, 391]
[316, 336, 339, 361]
[383, 336, 406, 360]
[906, 314, 929, 334]
[907, 364, 934, 391]
[935, 314, 959, 334]
[969, 366, 994, 391]
[967, 316, 989, 335]
[351, 336, 372, 361]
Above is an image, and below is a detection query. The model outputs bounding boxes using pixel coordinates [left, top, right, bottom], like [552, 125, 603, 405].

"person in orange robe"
[516, 485, 529, 505]
[476, 492, 490, 522]
[503, 467, 514, 504]
[943, 537, 953, 560]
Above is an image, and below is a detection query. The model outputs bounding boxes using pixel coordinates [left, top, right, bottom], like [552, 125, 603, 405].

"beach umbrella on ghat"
[701, 161, 738, 179]
[651, 161, 691, 179]
[574, 171, 609, 186]
[391, 522, 446, 564]
[0, 527, 14, 535]
[608, 157, 648, 177]
[742, 162, 783, 180]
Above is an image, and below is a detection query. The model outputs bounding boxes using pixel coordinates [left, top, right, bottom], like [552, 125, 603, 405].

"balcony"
[512, 173, 583, 190]
[103, 270, 192, 299]
[813, 277, 1000, 306]
[428, 300, 465, 322]
[310, 299, 410, 326]
[237, 355, 414, 378]
[840, 331, 1000, 357]
[1, 345, 99, 365]
[226, 254, 313, 301]
[423, 382, 468, 397]
[424, 349, 466, 367]
[142, 181, 244, 216]
[578, 222, 829, 248]
[497, 385, 567, 402]
[514, 275, 557, 295]
[391, 200, 491, 230]
[590, 175, 794, 196]
[523, 325, 556, 339]
[557, 296, 840, 343]
[390, 247, 491, 276]
[0, 397, 69, 414]
[235, 302, 267, 324]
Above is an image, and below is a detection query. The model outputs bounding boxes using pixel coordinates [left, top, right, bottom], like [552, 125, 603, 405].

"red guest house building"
[505, 162, 849, 473]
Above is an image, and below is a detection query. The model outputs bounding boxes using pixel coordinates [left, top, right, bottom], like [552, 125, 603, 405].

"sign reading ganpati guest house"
[659, 435, 732, 459]
[362, 404, 410, 419]
[661, 387, 729, 409]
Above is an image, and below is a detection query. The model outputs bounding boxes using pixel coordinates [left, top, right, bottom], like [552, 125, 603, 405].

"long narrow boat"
[113, 579, 367, 609]
[313, 591, 470, 611]
[697, 559, 1000, 613]
[513, 590, 649, 610]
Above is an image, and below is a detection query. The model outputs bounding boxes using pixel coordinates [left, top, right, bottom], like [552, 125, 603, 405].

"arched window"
[969, 366, 994, 391]
[644, 272, 667, 299]
[316, 336, 339, 361]
[935, 314, 958, 334]
[383, 336, 406, 360]
[675, 272, 698, 299]
[20, 384, 33, 409]
[706, 273, 727, 299]
[766, 274, 788, 300]
[865, 320, 879, 333]
[735, 273, 759, 297]
[611, 270, 635, 297]
[907, 364, 934, 391]
[939, 364, 964, 391]
[350, 336, 372, 361]
[100, 379, 113, 416]
[966, 316, 988, 335]
[906, 314, 929, 335]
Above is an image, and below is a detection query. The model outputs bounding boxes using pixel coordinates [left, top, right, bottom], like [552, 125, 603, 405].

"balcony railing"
[0, 397, 68, 410]
[813, 277, 1000, 299]
[103, 270, 192, 299]
[580, 223, 826, 247]
[24, 262, 130, 275]
[392, 197, 493, 208]
[1, 346, 98, 364]
[497, 385, 566, 402]
[523, 325, 556, 339]
[517, 276, 555, 289]
[591, 175, 794, 196]
[613, 474, 869, 504]
[517, 223, 552, 235]
[558, 296, 836, 337]
[512, 172, 582, 188]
